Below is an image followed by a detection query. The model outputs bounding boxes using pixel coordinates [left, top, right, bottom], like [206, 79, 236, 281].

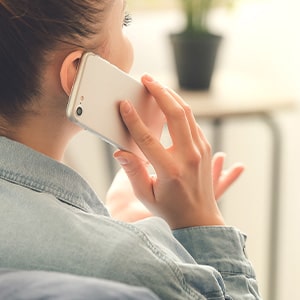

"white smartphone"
[66, 52, 165, 160]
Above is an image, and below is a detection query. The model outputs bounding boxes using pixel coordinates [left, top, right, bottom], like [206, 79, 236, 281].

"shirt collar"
[0, 137, 109, 215]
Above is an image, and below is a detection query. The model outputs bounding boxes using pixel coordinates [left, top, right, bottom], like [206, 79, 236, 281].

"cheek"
[122, 37, 134, 72]
[104, 35, 134, 73]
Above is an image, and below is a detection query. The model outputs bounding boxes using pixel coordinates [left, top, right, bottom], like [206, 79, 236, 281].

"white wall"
[65, 1, 300, 299]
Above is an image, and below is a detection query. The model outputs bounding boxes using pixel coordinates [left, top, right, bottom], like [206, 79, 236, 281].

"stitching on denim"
[112, 219, 221, 300]
[0, 169, 90, 212]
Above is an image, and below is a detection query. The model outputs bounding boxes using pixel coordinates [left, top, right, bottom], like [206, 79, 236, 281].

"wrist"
[167, 212, 225, 230]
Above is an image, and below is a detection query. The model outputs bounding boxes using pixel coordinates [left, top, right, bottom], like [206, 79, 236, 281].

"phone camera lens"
[76, 106, 83, 116]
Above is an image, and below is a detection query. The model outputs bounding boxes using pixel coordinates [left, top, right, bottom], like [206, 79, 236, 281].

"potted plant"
[170, 0, 235, 90]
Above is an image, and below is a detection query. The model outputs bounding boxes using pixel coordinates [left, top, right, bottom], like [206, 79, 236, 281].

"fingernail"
[114, 155, 129, 165]
[218, 152, 226, 158]
[143, 74, 154, 83]
[120, 100, 131, 114]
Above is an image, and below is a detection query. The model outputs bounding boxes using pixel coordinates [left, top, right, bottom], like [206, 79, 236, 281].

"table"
[174, 72, 296, 300]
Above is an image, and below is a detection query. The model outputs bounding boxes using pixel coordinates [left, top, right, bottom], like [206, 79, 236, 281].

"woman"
[0, 0, 260, 299]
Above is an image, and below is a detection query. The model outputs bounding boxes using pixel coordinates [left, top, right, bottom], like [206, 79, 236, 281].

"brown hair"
[0, 0, 110, 122]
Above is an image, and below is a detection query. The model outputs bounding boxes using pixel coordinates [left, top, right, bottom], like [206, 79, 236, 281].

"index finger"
[141, 75, 195, 152]
[119, 100, 174, 174]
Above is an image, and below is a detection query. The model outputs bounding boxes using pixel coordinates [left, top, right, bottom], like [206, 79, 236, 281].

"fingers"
[213, 152, 245, 200]
[118, 100, 173, 175]
[212, 152, 226, 186]
[119, 74, 209, 176]
[166, 88, 208, 151]
[141, 75, 200, 155]
[114, 75, 232, 228]
[214, 163, 245, 200]
[113, 150, 155, 203]
[215, 164, 245, 199]
[142, 75, 210, 156]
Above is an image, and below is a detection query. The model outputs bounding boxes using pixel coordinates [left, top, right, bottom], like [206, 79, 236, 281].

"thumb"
[113, 150, 154, 203]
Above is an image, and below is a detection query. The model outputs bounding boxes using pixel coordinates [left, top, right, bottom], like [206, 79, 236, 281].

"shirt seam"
[0, 169, 90, 212]
[113, 219, 222, 300]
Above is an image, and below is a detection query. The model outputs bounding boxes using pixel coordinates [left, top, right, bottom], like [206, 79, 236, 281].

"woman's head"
[0, 0, 133, 125]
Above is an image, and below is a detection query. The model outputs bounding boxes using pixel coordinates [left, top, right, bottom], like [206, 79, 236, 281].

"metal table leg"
[211, 114, 282, 300]
[261, 114, 281, 300]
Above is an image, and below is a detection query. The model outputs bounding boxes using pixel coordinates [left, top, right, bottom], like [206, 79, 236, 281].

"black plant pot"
[170, 32, 222, 90]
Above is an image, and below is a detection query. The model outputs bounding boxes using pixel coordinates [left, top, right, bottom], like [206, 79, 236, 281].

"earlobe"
[60, 50, 83, 95]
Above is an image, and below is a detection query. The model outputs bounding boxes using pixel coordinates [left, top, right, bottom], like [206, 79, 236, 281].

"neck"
[3, 111, 80, 162]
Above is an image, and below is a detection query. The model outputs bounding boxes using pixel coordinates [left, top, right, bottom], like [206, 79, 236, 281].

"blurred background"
[64, 0, 300, 299]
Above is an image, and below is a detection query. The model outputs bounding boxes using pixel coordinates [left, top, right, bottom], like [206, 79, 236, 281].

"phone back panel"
[66, 52, 165, 159]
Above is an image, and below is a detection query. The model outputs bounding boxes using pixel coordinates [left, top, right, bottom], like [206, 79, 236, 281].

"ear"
[60, 50, 83, 95]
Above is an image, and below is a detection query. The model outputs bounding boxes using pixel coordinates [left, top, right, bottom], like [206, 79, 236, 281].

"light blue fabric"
[0, 137, 261, 300]
[0, 269, 160, 300]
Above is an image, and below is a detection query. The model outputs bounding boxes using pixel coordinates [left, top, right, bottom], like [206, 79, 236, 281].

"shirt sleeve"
[173, 226, 261, 299]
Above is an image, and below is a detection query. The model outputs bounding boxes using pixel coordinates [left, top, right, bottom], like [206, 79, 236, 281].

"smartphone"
[66, 52, 165, 160]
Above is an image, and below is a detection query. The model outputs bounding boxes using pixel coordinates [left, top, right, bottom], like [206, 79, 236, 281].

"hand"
[107, 155, 244, 222]
[114, 74, 225, 229]
[212, 152, 245, 201]
[106, 168, 152, 222]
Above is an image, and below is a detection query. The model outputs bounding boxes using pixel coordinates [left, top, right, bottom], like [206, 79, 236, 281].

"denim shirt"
[0, 137, 261, 300]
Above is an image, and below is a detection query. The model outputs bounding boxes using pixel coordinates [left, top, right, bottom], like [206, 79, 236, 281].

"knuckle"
[159, 85, 169, 94]
[164, 161, 183, 179]
[182, 103, 193, 116]
[170, 106, 186, 119]
[168, 167, 184, 185]
[122, 160, 144, 181]
[186, 148, 202, 165]
[154, 84, 169, 97]
[124, 165, 140, 177]
[204, 142, 212, 155]
[138, 132, 155, 147]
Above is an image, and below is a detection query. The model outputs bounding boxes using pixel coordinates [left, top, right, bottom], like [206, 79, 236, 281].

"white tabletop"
[164, 71, 297, 118]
